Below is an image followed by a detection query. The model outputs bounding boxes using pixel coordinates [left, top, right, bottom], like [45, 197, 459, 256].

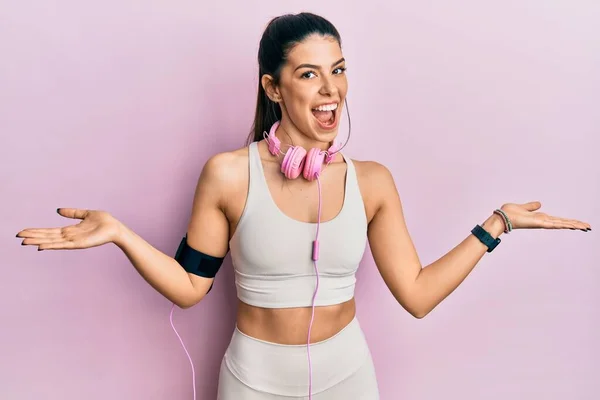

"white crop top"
[228, 141, 368, 308]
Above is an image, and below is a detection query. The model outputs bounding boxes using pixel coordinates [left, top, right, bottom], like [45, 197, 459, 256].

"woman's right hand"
[16, 208, 122, 251]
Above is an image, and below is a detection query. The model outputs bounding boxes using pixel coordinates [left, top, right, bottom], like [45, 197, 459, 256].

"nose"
[319, 75, 337, 96]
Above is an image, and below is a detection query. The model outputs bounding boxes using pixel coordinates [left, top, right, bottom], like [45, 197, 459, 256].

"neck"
[274, 115, 336, 152]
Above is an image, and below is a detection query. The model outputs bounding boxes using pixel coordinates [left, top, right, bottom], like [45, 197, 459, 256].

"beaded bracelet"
[492, 210, 509, 233]
[493, 209, 512, 233]
[494, 209, 512, 233]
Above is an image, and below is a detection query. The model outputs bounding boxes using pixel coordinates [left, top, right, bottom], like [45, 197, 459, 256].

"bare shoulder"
[201, 146, 249, 184]
[350, 158, 399, 222]
[194, 146, 250, 207]
[352, 158, 394, 182]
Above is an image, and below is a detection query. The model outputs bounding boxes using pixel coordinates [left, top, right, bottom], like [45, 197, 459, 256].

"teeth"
[313, 103, 338, 112]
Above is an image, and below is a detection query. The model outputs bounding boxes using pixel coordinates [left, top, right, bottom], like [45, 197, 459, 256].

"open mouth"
[311, 102, 338, 130]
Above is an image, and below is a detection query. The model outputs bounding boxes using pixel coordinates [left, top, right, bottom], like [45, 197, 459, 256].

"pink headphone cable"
[169, 147, 329, 400]
[307, 173, 323, 400]
[170, 304, 197, 400]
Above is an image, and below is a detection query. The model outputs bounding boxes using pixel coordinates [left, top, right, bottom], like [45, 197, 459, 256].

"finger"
[539, 218, 576, 230]
[38, 241, 78, 250]
[17, 228, 64, 238]
[553, 221, 586, 230]
[574, 220, 592, 230]
[548, 217, 589, 230]
[57, 208, 89, 220]
[16, 225, 79, 238]
[522, 201, 542, 212]
[565, 219, 589, 230]
[21, 236, 65, 245]
[553, 222, 579, 230]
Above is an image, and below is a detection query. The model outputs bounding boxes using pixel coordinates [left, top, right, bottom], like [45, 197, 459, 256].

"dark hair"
[246, 12, 350, 145]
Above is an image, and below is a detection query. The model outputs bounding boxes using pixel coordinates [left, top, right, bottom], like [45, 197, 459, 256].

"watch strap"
[471, 224, 501, 253]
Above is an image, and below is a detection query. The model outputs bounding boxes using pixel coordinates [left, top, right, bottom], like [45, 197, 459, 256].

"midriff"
[235, 297, 356, 345]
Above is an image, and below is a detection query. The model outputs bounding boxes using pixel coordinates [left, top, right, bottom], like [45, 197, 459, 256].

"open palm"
[16, 208, 121, 251]
[501, 201, 591, 231]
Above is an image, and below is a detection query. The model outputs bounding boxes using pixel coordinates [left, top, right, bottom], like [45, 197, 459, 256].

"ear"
[261, 74, 281, 102]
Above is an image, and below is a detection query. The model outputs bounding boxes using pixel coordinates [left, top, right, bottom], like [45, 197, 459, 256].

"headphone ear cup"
[303, 148, 326, 181]
[281, 146, 306, 179]
[266, 121, 281, 155]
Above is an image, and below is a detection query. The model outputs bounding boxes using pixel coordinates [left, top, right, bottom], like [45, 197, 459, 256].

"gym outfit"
[216, 141, 380, 399]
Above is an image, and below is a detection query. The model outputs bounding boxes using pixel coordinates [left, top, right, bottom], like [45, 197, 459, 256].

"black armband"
[175, 235, 225, 294]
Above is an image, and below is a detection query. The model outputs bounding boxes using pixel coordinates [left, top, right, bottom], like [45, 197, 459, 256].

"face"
[262, 34, 348, 147]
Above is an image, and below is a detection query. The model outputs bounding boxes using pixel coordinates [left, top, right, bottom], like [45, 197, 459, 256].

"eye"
[300, 67, 347, 79]
[301, 71, 317, 79]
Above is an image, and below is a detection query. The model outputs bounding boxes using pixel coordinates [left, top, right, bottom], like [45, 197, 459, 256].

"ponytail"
[246, 77, 282, 145]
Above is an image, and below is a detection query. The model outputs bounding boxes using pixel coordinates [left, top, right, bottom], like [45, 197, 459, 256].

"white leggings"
[216, 317, 379, 399]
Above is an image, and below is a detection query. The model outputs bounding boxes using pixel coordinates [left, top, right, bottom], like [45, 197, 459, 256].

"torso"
[221, 140, 380, 345]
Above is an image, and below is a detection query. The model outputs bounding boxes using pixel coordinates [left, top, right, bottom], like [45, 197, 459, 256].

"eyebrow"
[294, 57, 345, 72]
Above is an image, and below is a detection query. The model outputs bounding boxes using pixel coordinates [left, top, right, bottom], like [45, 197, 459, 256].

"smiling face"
[262, 34, 348, 149]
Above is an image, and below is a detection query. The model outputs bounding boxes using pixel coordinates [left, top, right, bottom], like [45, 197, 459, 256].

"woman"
[16, 12, 591, 400]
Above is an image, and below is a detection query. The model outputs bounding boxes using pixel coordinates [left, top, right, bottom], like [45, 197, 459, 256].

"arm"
[366, 163, 505, 319]
[113, 153, 231, 309]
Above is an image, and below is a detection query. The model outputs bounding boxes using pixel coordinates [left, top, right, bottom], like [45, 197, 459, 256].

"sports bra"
[228, 141, 368, 308]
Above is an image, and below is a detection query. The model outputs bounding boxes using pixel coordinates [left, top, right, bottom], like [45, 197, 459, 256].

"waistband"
[223, 316, 370, 397]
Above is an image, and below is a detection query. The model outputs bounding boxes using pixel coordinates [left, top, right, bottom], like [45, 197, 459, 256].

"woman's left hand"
[500, 201, 591, 231]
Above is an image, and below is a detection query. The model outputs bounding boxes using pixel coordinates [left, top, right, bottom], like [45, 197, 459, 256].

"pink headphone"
[264, 120, 340, 181]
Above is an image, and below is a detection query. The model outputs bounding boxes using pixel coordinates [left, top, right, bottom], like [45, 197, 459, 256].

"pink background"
[2, 1, 599, 399]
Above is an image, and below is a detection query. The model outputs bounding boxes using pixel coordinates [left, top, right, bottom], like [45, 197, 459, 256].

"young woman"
[16, 12, 591, 400]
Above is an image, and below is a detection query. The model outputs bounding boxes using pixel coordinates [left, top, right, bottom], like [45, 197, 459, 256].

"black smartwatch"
[471, 224, 501, 253]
